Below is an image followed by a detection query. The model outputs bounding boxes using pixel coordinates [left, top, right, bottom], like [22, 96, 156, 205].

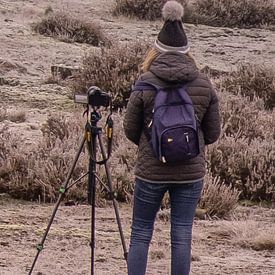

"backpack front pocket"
[159, 126, 199, 163]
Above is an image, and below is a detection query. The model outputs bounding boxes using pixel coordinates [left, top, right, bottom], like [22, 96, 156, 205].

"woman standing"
[124, 1, 221, 274]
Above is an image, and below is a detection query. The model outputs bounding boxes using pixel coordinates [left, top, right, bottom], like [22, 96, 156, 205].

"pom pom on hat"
[154, 1, 190, 54]
[162, 1, 184, 21]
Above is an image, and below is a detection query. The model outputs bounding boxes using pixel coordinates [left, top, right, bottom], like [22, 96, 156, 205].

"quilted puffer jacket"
[123, 52, 221, 183]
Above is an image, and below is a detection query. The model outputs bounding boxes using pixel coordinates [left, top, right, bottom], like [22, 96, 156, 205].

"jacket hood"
[147, 51, 199, 85]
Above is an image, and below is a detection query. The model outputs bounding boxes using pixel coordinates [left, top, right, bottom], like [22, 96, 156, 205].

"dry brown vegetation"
[211, 221, 275, 251]
[199, 174, 240, 218]
[220, 64, 275, 110]
[1, 0, 275, 274]
[1, 43, 275, 212]
[208, 136, 275, 201]
[0, 112, 135, 204]
[0, 112, 241, 218]
[219, 90, 274, 140]
[185, 0, 275, 28]
[72, 43, 148, 108]
[33, 11, 111, 46]
[113, 0, 187, 20]
[113, 0, 275, 28]
[0, 114, 87, 202]
[0, 108, 26, 123]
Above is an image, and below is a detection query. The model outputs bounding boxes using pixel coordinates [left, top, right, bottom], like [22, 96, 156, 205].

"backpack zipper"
[159, 125, 196, 162]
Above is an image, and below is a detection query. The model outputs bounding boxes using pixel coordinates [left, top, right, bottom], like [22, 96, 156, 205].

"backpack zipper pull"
[184, 132, 189, 142]
[148, 109, 154, 128]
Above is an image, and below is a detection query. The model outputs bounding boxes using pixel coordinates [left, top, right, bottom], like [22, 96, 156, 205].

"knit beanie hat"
[154, 1, 190, 54]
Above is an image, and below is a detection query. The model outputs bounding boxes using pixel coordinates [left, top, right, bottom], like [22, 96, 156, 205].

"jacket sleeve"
[123, 91, 143, 145]
[201, 87, 221, 145]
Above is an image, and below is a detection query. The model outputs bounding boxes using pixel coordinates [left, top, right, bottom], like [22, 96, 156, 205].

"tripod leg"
[28, 136, 86, 275]
[87, 134, 97, 275]
[97, 133, 128, 261]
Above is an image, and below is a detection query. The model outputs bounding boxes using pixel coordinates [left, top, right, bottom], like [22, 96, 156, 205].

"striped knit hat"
[154, 1, 190, 54]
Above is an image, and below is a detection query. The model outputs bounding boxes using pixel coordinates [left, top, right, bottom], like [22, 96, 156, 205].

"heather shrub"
[219, 64, 275, 110]
[0, 112, 136, 203]
[0, 114, 88, 202]
[208, 136, 275, 201]
[33, 12, 111, 46]
[186, 0, 275, 28]
[113, 0, 187, 20]
[219, 90, 274, 141]
[199, 174, 240, 218]
[72, 43, 148, 109]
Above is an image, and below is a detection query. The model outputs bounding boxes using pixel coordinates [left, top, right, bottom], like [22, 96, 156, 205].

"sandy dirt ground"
[0, 196, 275, 275]
[0, 0, 275, 274]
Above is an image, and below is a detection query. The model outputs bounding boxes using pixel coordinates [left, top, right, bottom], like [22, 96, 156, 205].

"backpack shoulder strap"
[177, 85, 201, 126]
[177, 85, 193, 105]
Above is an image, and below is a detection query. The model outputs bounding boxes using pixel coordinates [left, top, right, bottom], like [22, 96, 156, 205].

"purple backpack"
[133, 81, 200, 163]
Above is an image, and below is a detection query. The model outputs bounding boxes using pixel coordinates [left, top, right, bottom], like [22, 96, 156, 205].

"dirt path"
[0, 197, 274, 275]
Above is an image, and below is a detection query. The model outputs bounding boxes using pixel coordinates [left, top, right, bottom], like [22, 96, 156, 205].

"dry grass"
[72, 43, 148, 109]
[0, 108, 26, 123]
[8, 111, 26, 123]
[33, 12, 111, 46]
[113, 0, 188, 20]
[113, 0, 275, 27]
[186, 0, 275, 28]
[210, 221, 275, 251]
[219, 64, 275, 110]
[0, 58, 27, 74]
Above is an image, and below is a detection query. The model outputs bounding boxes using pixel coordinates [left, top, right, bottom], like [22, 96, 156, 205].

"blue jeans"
[127, 179, 203, 275]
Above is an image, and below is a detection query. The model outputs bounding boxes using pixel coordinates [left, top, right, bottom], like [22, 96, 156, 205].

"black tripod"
[28, 106, 128, 275]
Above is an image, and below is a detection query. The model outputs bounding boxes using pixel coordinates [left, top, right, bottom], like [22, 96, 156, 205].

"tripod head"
[74, 86, 114, 165]
[74, 86, 113, 129]
[74, 86, 111, 108]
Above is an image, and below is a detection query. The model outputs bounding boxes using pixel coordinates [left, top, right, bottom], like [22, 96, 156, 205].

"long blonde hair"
[141, 48, 198, 73]
[141, 48, 160, 73]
